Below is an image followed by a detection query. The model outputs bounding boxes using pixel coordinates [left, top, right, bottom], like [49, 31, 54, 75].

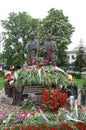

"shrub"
[68, 72, 81, 79]
[0, 70, 4, 77]
[42, 87, 68, 112]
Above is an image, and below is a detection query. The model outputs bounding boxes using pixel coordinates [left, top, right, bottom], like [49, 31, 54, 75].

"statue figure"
[43, 33, 58, 66]
[26, 31, 39, 65]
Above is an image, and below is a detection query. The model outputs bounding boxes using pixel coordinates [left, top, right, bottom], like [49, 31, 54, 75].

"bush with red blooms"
[42, 86, 68, 111]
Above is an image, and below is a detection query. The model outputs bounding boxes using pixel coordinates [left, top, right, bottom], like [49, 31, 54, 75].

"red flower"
[30, 58, 36, 66]
[43, 96, 49, 101]
[61, 125, 65, 129]
[5, 73, 11, 77]
[5, 84, 11, 88]
[5, 128, 10, 130]
[43, 57, 47, 63]
[29, 128, 33, 130]
[11, 71, 14, 75]
[48, 48, 53, 54]
[47, 57, 51, 63]
[8, 77, 14, 81]
[37, 63, 42, 69]
[42, 88, 68, 111]
[76, 123, 86, 130]
[10, 123, 86, 130]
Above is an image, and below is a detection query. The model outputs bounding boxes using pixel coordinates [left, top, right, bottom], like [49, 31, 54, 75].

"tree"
[37, 8, 75, 66]
[1, 12, 40, 67]
[74, 39, 86, 75]
[0, 53, 3, 62]
[1, 9, 74, 67]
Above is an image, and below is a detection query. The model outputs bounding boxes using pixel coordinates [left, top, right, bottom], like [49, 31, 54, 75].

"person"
[43, 33, 58, 66]
[66, 75, 78, 118]
[81, 82, 86, 106]
[26, 31, 39, 66]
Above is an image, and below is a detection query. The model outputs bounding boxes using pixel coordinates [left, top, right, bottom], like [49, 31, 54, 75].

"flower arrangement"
[42, 87, 68, 111]
[13, 65, 69, 88]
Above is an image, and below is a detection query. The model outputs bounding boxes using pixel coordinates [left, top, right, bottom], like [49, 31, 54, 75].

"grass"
[74, 78, 86, 89]
[0, 77, 5, 91]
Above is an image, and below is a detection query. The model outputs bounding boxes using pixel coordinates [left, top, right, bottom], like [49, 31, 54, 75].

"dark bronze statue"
[43, 33, 58, 66]
[26, 31, 39, 65]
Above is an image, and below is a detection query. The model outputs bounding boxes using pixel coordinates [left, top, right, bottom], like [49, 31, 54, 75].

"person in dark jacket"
[67, 75, 78, 100]
[67, 75, 78, 118]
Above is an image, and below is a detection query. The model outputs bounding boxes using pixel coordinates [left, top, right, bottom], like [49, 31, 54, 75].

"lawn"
[74, 78, 86, 89]
[0, 77, 4, 91]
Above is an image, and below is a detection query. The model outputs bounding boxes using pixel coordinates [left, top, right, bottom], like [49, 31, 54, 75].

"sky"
[0, 0, 86, 51]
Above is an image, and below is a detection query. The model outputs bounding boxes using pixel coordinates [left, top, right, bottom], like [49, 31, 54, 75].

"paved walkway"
[0, 89, 22, 114]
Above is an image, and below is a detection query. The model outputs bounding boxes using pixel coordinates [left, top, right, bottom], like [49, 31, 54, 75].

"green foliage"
[0, 53, 3, 62]
[74, 78, 86, 89]
[74, 44, 86, 72]
[68, 72, 86, 88]
[1, 9, 74, 67]
[37, 8, 75, 66]
[68, 72, 81, 79]
[0, 76, 4, 90]
[1, 12, 40, 66]
[13, 66, 68, 88]
[0, 71, 4, 77]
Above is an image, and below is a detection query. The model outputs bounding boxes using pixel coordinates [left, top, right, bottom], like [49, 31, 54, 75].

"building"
[67, 46, 86, 64]
[67, 50, 77, 64]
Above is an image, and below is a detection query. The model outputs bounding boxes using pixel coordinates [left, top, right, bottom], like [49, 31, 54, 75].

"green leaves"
[74, 43, 86, 72]
[1, 8, 74, 67]
[13, 66, 68, 88]
[37, 8, 75, 66]
[1, 12, 40, 66]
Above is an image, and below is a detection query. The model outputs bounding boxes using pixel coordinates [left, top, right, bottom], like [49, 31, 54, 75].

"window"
[72, 55, 75, 59]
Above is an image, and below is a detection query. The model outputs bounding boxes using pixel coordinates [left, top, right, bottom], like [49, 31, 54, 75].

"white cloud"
[0, 0, 86, 50]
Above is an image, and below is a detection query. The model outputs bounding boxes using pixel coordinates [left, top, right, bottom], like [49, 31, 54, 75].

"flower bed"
[2, 65, 86, 129]
[0, 89, 86, 129]
[4, 123, 86, 130]
[0, 107, 86, 130]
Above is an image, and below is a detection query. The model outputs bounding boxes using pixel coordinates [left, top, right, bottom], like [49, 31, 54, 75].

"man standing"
[43, 33, 58, 66]
[67, 75, 78, 118]
[26, 31, 39, 66]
